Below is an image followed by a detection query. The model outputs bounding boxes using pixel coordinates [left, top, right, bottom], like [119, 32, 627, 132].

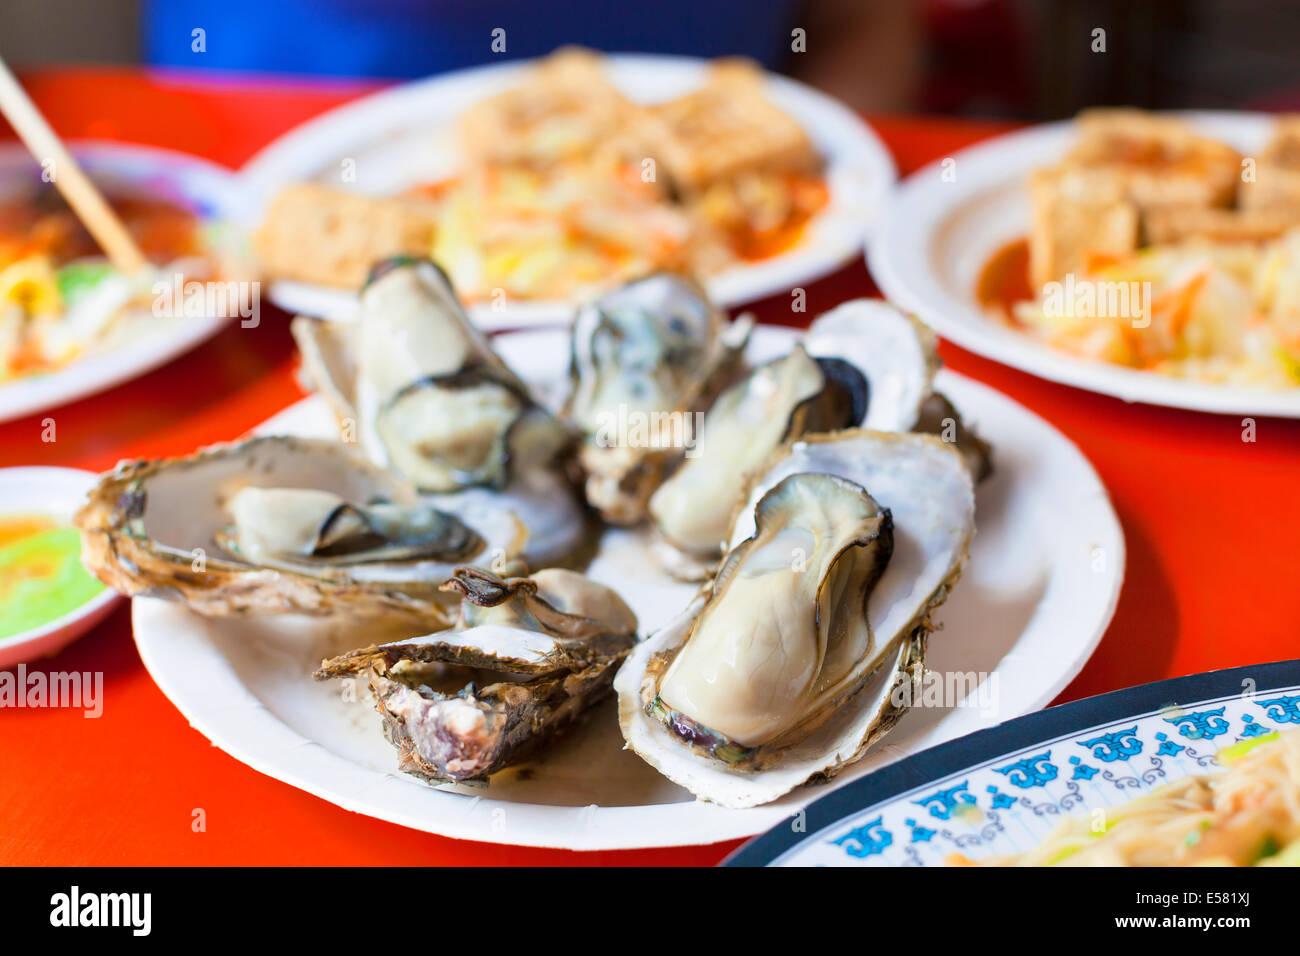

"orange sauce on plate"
[976, 238, 1034, 318]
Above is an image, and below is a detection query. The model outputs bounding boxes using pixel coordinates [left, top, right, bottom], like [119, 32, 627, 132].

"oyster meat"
[646, 343, 865, 571]
[317, 566, 638, 784]
[617, 430, 975, 808]
[648, 298, 987, 578]
[77, 436, 494, 625]
[293, 257, 587, 568]
[563, 273, 751, 524]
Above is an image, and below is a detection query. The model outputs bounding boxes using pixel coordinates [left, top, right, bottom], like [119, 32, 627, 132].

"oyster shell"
[293, 257, 587, 568]
[646, 344, 865, 570]
[316, 566, 638, 784]
[648, 299, 987, 579]
[563, 273, 751, 524]
[617, 430, 975, 808]
[296, 257, 569, 491]
[76, 436, 503, 625]
[806, 300, 990, 478]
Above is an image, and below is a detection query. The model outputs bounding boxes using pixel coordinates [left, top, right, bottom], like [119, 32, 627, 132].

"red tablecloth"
[1, 68, 1297, 866]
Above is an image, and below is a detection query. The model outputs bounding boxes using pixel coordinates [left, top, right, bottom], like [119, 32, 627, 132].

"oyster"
[801, 298, 940, 432]
[295, 257, 569, 491]
[617, 430, 975, 808]
[77, 436, 495, 625]
[914, 392, 994, 482]
[648, 299, 986, 578]
[293, 257, 587, 568]
[806, 300, 990, 478]
[646, 345, 865, 572]
[317, 566, 638, 784]
[563, 273, 751, 524]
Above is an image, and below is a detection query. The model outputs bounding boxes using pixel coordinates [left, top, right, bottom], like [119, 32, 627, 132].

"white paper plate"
[869, 112, 1300, 417]
[0, 142, 258, 423]
[131, 325, 1123, 850]
[240, 54, 896, 328]
[0, 466, 122, 669]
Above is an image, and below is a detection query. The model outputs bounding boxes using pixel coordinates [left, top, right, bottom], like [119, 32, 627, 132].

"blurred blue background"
[1, 0, 1297, 117]
[141, 0, 798, 78]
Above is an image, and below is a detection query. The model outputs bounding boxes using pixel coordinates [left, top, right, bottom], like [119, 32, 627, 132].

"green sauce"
[0, 520, 105, 640]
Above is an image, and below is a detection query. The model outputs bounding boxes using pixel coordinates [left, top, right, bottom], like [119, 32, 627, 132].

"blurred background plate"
[0, 141, 257, 423]
[131, 324, 1123, 850]
[868, 112, 1300, 418]
[241, 55, 896, 329]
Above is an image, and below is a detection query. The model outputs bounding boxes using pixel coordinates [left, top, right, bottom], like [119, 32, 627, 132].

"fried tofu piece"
[1239, 115, 1300, 212]
[1143, 205, 1300, 245]
[1027, 168, 1139, 287]
[1029, 110, 1248, 283]
[644, 59, 819, 195]
[255, 184, 439, 289]
[1065, 108, 1240, 210]
[456, 47, 634, 167]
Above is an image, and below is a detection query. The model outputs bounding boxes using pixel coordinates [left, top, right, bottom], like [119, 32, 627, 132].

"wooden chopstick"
[0, 55, 148, 275]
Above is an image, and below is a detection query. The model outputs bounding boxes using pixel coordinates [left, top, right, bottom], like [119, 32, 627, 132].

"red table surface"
[1, 68, 1297, 867]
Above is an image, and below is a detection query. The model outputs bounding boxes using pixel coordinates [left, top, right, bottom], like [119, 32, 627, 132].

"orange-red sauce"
[732, 175, 829, 262]
[976, 238, 1034, 315]
[0, 195, 202, 268]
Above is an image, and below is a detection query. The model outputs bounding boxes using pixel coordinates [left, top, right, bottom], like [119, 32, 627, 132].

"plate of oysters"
[870, 109, 1300, 416]
[242, 48, 896, 328]
[76, 261, 1123, 849]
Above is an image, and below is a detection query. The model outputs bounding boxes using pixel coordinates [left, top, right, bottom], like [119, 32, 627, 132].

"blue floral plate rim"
[723, 658, 1300, 867]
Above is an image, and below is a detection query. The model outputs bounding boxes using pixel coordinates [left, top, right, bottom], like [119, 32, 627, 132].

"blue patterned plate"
[724, 659, 1300, 866]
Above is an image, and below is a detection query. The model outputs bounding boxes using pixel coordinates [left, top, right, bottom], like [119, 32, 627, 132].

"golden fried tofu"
[1143, 204, 1300, 245]
[255, 184, 438, 289]
[644, 59, 819, 196]
[1239, 115, 1300, 212]
[1064, 108, 1240, 210]
[1027, 168, 1140, 287]
[456, 47, 634, 167]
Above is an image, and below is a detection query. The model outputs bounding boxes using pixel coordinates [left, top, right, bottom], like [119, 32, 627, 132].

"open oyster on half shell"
[292, 257, 587, 570]
[563, 273, 751, 525]
[316, 566, 638, 784]
[617, 430, 975, 808]
[646, 343, 866, 577]
[77, 436, 492, 625]
[647, 299, 988, 579]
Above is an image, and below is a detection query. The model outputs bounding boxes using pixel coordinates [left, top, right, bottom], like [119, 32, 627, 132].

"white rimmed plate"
[0, 142, 258, 423]
[131, 324, 1123, 850]
[868, 112, 1300, 417]
[0, 466, 121, 669]
[240, 54, 896, 328]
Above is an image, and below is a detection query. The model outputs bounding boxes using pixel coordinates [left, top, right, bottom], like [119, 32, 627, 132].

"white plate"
[0, 467, 122, 669]
[131, 325, 1124, 850]
[0, 142, 258, 423]
[240, 54, 896, 329]
[869, 112, 1300, 417]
